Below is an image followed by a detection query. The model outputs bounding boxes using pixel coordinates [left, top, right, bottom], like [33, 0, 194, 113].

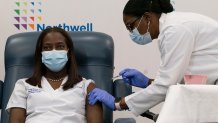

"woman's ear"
[143, 12, 152, 22]
[67, 50, 70, 57]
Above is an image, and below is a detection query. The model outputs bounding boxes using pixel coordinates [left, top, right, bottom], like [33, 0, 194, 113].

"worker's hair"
[123, 0, 174, 17]
[26, 27, 82, 90]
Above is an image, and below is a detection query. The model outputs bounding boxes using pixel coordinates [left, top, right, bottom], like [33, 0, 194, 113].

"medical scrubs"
[6, 76, 93, 123]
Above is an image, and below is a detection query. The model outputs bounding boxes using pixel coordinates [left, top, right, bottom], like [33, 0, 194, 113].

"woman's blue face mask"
[41, 50, 68, 72]
[129, 16, 152, 45]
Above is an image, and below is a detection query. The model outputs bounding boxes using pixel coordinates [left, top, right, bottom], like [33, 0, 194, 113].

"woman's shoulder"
[11, 78, 31, 92]
[15, 78, 28, 85]
[15, 78, 36, 87]
[82, 78, 95, 84]
[76, 77, 95, 85]
[75, 78, 95, 93]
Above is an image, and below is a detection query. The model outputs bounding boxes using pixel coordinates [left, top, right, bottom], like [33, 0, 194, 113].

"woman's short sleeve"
[84, 79, 95, 95]
[6, 79, 27, 113]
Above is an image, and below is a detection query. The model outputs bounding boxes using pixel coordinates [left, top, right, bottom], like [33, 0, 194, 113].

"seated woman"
[6, 27, 103, 123]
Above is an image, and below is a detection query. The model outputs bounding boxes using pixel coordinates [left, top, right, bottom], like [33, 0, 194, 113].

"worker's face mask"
[41, 50, 68, 72]
[129, 16, 152, 45]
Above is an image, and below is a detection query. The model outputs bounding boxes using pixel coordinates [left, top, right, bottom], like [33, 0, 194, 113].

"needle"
[112, 75, 121, 79]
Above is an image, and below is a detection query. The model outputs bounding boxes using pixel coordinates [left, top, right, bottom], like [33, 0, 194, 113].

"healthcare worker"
[6, 27, 103, 123]
[88, 0, 218, 116]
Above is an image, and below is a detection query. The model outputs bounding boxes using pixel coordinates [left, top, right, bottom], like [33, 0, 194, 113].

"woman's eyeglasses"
[126, 17, 140, 32]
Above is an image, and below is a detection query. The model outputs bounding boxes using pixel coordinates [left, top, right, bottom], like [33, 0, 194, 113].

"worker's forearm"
[119, 97, 129, 110]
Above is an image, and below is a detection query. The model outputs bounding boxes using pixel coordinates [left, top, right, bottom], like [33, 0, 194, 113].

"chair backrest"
[1, 31, 114, 123]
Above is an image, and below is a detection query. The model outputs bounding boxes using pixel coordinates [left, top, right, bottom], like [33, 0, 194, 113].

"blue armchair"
[0, 31, 135, 123]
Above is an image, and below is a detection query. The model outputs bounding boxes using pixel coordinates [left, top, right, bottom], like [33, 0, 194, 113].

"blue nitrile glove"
[119, 68, 149, 88]
[88, 88, 115, 110]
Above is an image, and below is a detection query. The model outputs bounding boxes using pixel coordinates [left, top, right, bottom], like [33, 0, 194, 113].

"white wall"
[1, 0, 218, 122]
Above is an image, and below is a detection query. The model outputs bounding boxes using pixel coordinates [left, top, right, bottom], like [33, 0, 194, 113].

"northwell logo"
[36, 23, 93, 32]
[14, 1, 42, 30]
[13, 1, 93, 32]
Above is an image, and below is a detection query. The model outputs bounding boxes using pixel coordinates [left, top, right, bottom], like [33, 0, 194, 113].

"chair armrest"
[0, 80, 3, 109]
[114, 118, 136, 123]
[140, 110, 159, 122]
[113, 79, 132, 97]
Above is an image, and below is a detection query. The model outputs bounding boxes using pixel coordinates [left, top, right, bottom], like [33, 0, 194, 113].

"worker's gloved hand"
[119, 68, 149, 88]
[88, 88, 115, 110]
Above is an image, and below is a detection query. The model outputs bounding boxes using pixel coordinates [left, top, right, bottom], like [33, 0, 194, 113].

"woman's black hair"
[123, 0, 174, 17]
[26, 27, 82, 90]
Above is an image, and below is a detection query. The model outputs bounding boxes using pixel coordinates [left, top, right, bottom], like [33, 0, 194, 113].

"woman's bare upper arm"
[8, 107, 26, 123]
[86, 82, 103, 123]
